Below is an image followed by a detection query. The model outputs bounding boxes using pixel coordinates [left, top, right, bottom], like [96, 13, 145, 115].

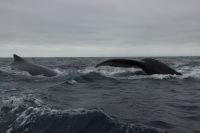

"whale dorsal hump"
[13, 54, 26, 62]
[96, 59, 144, 68]
[96, 58, 182, 75]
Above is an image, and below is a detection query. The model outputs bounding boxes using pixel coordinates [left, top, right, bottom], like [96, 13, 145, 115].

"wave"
[145, 121, 173, 129]
[0, 96, 165, 133]
[0, 66, 32, 77]
[1, 65, 200, 83]
[80, 66, 200, 80]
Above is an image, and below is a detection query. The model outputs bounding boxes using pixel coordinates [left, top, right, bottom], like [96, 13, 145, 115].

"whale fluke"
[11, 54, 57, 77]
[96, 58, 181, 75]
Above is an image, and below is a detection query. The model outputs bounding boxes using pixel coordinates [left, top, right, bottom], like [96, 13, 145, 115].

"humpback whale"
[96, 58, 181, 75]
[11, 54, 57, 77]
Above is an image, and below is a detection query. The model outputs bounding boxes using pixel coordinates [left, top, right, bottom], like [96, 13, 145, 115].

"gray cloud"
[0, 0, 200, 56]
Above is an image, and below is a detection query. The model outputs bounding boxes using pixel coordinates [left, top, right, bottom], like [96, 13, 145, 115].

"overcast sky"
[0, 0, 200, 57]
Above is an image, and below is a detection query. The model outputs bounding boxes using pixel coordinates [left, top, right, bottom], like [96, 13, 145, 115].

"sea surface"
[0, 57, 200, 133]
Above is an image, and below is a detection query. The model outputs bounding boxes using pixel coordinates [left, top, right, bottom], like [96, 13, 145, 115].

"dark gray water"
[0, 57, 200, 133]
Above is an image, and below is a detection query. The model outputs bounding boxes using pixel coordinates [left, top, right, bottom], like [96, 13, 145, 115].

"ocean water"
[0, 57, 200, 133]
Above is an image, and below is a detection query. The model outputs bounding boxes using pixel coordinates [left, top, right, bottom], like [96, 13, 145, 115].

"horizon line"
[0, 55, 200, 58]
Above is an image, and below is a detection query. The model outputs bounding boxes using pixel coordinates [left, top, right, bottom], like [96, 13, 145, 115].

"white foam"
[80, 66, 141, 76]
[179, 66, 200, 79]
[2, 95, 44, 113]
[53, 68, 67, 75]
[68, 80, 77, 84]
[80, 65, 200, 80]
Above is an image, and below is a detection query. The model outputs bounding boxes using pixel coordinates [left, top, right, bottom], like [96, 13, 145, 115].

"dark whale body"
[96, 58, 181, 75]
[11, 54, 57, 77]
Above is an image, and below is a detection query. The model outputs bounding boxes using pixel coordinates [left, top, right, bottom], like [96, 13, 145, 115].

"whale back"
[96, 59, 144, 68]
[11, 54, 57, 77]
[96, 58, 181, 75]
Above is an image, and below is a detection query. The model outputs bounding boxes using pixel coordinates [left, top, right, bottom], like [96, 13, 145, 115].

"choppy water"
[0, 57, 200, 133]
